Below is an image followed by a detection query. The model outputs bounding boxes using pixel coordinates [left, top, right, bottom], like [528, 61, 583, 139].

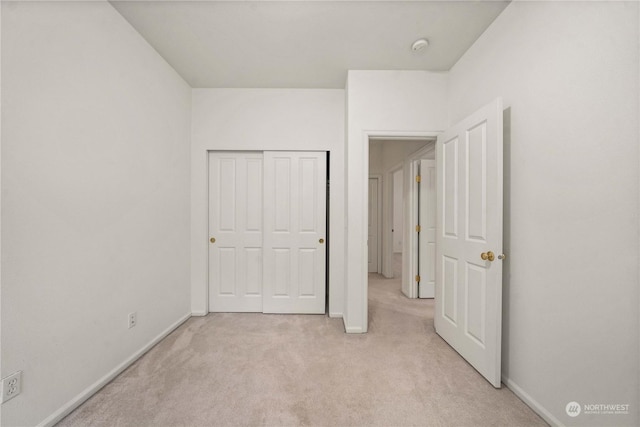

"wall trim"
[329, 312, 343, 318]
[191, 311, 208, 317]
[503, 375, 563, 427]
[38, 313, 192, 427]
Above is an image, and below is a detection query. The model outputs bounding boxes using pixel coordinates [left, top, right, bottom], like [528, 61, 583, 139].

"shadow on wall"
[501, 106, 512, 380]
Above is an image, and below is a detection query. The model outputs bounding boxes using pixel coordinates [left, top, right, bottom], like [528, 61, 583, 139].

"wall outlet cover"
[2, 371, 22, 404]
[128, 312, 137, 329]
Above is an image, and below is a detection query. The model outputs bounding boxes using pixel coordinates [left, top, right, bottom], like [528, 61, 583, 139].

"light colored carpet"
[58, 255, 546, 427]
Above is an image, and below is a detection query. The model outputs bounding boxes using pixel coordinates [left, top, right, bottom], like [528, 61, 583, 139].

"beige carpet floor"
[58, 255, 546, 427]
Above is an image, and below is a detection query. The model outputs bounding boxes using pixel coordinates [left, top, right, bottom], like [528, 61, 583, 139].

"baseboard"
[38, 313, 192, 427]
[191, 310, 208, 316]
[329, 312, 343, 318]
[503, 375, 564, 427]
[342, 316, 367, 333]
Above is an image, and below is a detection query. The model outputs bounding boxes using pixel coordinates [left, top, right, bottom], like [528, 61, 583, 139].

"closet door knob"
[319, 238, 324, 244]
[210, 237, 216, 244]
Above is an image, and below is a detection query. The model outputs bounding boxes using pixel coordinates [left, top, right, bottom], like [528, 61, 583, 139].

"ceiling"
[110, 1, 510, 89]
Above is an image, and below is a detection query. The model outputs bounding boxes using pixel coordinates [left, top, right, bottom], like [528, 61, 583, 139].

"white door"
[435, 98, 504, 387]
[392, 170, 403, 253]
[418, 159, 436, 298]
[208, 152, 264, 312]
[263, 152, 327, 314]
[368, 178, 379, 273]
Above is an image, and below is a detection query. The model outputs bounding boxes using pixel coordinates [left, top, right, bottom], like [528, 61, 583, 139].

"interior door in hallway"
[418, 159, 436, 298]
[435, 98, 504, 387]
[263, 152, 327, 314]
[208, 151, 264, 312]
[368, 177, 379, 273]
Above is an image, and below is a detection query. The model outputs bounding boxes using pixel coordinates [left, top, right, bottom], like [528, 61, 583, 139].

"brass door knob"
[210, 237, 216, 244]
[481, 251, 495, 261]
[319, 238, 325, 244]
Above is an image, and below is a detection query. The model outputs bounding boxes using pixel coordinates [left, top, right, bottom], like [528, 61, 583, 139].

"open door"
[418, 159, 436, 298]
[435, 98, 504, 387]
[368, 177, 380, 273]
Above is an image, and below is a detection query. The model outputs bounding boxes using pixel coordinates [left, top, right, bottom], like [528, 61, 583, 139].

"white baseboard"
[329, 312, 343, 318]
[191, 310, 208, 316]
[503, 375, 564, 427]
[38, 313, 192, 427]
[342, 316, 367, 333]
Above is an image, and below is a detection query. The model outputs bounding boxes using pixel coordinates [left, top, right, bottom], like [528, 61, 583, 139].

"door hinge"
[415, 225, 421, 233]
[415, 275, 421, 283]
[416, 175, 421, 183]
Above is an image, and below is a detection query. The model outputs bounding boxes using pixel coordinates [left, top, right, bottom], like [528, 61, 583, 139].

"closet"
[208, 151, 327, 314]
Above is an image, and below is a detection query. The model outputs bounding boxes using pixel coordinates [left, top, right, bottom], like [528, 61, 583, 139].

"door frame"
[362, 132, 441, 328]
[368, 174, 383, 274]
[206, 149, 330, 314]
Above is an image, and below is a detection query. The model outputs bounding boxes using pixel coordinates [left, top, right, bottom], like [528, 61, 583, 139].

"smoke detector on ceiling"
[411, 38, 429, 52]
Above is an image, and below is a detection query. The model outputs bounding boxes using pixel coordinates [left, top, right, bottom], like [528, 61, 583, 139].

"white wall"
[1, 2, 192, 425]
[368, 142, 383, 175]
[380, 140, 428, 173]
[345, 71, 447, 332]
[448, 2, 639, 426]
[191, 89, 345, 317]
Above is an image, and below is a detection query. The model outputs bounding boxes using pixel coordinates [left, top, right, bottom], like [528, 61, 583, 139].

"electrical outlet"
[2, 371, 22, 403]
[128, 312, 137, 329]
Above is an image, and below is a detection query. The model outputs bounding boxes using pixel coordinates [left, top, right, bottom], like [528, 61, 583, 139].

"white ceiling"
[110, 1, 510, 88]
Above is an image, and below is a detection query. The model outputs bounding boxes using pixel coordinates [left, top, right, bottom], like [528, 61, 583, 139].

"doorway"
[367, 138, 434, 307]
[361, 99, 505, 388]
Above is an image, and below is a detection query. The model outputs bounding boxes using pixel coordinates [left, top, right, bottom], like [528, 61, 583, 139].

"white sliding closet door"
[263, 152, 327, 314]
[208, 152, 264, 312]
